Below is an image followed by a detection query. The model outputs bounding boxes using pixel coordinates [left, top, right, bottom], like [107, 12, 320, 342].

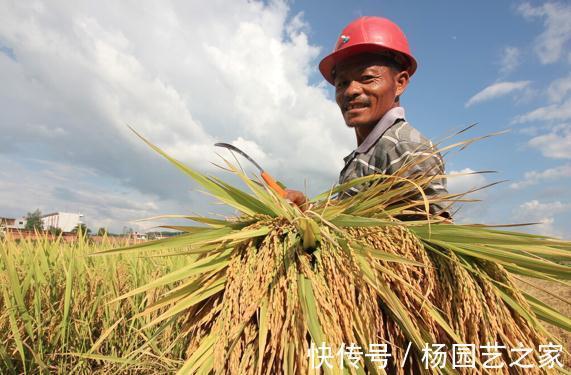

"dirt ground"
[515, 277, 571, 365]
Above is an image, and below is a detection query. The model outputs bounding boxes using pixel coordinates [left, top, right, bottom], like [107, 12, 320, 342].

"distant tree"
[122, 226, 133, 235]
[48, 226, 62, 236]
[97, 227, 108, 236]
[72, 223, 91, 236]
[25, 209, 43, 231]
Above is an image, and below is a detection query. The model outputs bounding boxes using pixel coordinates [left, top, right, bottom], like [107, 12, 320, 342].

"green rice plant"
[0, 234, 192, 373]
[95, 130, 571, 374]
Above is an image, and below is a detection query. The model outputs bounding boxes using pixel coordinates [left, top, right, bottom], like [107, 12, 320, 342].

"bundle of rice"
[100, 131, 571, 374]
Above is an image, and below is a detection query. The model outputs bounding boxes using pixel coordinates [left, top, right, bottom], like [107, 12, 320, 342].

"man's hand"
[285, 189, 308, 211]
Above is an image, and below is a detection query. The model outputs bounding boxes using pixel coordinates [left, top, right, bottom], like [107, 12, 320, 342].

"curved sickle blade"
[214, 142, 264, 172]
[215, 142, 288, 198]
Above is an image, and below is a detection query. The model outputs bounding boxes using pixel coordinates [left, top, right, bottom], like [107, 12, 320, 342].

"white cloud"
[445, 168, 492, 224]
[513, 98, 571, 123]
[446, 168, 488, 194]
[527, 124, 571, 159]
[511, 5, 571, 125]
[509, 164, 571, 189]
[512, 74, 571, 127]
[0, 155, 198, 233]
[519, 200, 571, 217]
[517, 2, 571, 64]
[514, 199, 571, 237]
[547, 74, 571, 103]
[465, 81, 531, 107]
[499, 46, 521, 75]
[220, 137, 269, 171]
[0, 1, 352, 226]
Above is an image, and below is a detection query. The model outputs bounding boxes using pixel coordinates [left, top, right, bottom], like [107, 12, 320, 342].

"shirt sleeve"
[382, 140, 450, 217]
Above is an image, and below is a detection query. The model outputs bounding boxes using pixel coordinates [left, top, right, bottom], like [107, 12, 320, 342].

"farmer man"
[287, 16, 450, 219]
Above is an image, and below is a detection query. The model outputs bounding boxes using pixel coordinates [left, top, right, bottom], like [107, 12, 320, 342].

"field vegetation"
[2, 229, 570, 373]
[2, 132, 570, 373]
[0, 235, 190, 373]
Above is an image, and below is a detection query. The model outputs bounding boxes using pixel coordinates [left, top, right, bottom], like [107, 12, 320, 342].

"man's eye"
[335, 80, 348, 89]
[360, 75, 375, 82]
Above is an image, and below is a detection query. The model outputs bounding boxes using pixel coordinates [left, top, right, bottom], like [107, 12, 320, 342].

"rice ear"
[116, 130, 571, 374]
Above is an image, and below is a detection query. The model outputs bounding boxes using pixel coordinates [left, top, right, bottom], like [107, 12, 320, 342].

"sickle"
[214, 143, 287, 198]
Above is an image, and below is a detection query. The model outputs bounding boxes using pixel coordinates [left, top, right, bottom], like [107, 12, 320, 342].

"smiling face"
[334, 53, 409, 135]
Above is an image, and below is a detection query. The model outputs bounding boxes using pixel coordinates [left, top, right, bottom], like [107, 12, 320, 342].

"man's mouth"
[345, 102, 369, 111]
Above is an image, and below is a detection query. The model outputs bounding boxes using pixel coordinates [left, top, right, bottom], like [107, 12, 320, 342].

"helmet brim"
[318, 43, 418, 85]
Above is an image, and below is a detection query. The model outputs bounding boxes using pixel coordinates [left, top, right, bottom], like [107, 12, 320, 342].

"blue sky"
[1, 0, 570, 237]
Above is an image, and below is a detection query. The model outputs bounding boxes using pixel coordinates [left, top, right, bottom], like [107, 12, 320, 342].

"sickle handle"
[261, 171, 287, 197]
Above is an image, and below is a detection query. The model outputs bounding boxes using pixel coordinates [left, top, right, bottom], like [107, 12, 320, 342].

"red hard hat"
[319, 16, 417, 85]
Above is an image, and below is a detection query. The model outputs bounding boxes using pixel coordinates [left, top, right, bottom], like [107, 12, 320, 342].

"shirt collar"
[355, 106, 406, 153]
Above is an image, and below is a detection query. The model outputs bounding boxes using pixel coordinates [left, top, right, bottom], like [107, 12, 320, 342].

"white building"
[131, 232, 148, 241]
[0, 217, 26, 229]
[41, 212, 83, 233]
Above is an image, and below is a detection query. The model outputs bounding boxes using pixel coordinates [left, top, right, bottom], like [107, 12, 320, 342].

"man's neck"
[355, 124, 376, 146]
[354, 104, 401, 146]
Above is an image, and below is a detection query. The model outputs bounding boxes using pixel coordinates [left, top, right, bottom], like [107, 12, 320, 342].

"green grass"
[0, 235, 191, 374]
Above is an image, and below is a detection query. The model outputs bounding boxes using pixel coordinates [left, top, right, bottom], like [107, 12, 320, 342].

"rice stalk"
[91, 130, 571, 374]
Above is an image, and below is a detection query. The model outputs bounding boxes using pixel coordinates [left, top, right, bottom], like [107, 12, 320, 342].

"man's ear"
[395, 70, 410, 97]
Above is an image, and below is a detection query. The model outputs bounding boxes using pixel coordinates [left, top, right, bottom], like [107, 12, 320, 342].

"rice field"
[0, 235, 192, 374]
[2, 233, 569, 374]
[514, 277, 571, 353]
[2, 135, 571, 373]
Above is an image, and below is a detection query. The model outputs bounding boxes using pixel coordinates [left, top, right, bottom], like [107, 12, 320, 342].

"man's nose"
[345, 80, 363, 98]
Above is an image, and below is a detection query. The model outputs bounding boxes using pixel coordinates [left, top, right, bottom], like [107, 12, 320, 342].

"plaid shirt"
[339, 107, 449, 216]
